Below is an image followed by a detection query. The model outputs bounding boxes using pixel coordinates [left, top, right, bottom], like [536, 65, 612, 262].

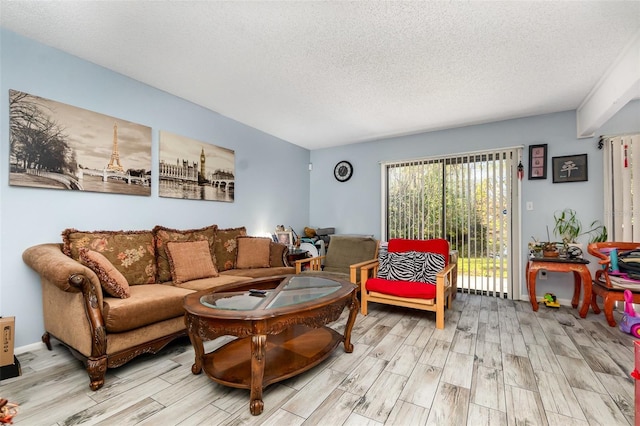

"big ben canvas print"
[159, 131, 235, 202]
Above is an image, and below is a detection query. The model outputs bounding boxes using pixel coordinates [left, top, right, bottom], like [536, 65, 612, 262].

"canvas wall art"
[552, 154, 588, 183]
[9, 90, 152, 196]
[159, 131, 235, 202]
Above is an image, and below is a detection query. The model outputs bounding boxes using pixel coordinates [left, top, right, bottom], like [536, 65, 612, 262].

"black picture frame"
[528, 144, 547, 180]
[552, 154, 588, 183]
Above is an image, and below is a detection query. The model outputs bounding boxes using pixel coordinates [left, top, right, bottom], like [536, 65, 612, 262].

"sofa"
[22, 225, 294, 390]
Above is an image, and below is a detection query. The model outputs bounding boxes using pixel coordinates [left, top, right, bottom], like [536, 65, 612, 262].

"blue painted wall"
[0, 29, 311, 347]
[2, 27, 639, 347]
[310, 100, 640, 301]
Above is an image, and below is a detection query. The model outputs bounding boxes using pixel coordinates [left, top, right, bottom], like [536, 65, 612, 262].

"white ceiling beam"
[576, 29, 640, 138]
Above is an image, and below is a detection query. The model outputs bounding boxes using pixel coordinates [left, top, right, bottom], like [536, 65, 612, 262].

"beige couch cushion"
[269, 242, 288, 267]
[176, 274, 254, 291]
[102, 285, 193, 333]
[166, 240, 219, 284]
[154, 225, 218, 283]
[236, 236, 271, 269]
[221, 267, 294, 279]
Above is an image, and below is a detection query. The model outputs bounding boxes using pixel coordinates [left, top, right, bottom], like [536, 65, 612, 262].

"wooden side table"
[286, 248, 308, 266]
[526, 257, 592, 318]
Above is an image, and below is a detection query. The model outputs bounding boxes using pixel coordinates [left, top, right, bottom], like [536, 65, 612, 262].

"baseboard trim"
[15, 341, 47, 355]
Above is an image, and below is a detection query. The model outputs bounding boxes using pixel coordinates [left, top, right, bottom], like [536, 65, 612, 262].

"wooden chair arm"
[349, 258, 378, 284]
[587, 242, 640, 266]
[295, 255, 325, 274]
[359, 260, 379, 291]
[587, 242, 640, 290]
[436, 261, 457, 301]
[594, 269, 614, 288]
[350, 258, 379, 269]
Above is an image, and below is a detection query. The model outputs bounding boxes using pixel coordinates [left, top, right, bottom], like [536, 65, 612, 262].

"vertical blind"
[381, 147, 522, 298]
[603, 133, 640, 241]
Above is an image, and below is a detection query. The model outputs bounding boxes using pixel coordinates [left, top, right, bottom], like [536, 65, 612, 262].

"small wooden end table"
[183, 274, 358, 415]
[286, 248, 308, 265]
[526, 257, 591, 317]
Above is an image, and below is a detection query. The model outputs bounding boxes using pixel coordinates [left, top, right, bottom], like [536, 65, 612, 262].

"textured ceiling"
[1, 1, 639, 150]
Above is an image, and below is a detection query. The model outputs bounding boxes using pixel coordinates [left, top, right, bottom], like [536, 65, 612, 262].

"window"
[382, 147, 522, 298]
[602, 133, 640, 241]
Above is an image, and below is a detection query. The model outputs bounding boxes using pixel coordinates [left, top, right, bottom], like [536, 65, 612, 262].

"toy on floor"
[542, 293, 560, 308]
[0, 399, 18, 424]
[619, 289, 640, 338]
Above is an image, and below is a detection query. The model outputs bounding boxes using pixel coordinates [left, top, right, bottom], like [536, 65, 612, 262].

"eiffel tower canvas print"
[9, 89, 152, 196]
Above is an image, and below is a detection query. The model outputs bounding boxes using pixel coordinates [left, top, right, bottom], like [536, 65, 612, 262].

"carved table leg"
[527, 263, 539, 311]
[602, 295, 618, 327]
[42, 332, 52, 350]
[250, 334, 266, 415]
[87, 356, 107, 391]
[188, 332, 204, 375]
[343, 292, 359, 353]
[592, 293, 602, 314]
[578, 267, 592, 318]
[571, 271, 580, 309]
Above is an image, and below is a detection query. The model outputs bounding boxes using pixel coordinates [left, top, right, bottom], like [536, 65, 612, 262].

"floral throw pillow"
[153, 225, 218, 283]
[62, 228, 156, 285]
[214, 227, 247, 271]
[79, 248, 130, 298]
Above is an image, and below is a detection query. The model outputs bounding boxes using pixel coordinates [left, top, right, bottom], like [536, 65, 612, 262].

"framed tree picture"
[528, 144, 547, 180]
[9, 89, 152, 195]
[552, 154, 588, 183]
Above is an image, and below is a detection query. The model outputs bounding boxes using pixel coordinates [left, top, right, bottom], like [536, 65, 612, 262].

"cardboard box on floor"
[0, 317, 15, 367]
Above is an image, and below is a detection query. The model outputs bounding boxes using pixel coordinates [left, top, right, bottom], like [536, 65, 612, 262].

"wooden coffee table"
[183, 274, 359, 415]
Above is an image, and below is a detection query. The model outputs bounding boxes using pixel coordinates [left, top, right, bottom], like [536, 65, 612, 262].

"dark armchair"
[295, 235, 378, 284]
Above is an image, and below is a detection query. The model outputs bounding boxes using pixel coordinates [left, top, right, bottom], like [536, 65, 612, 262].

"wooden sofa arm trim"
[70, 273, 107, 358]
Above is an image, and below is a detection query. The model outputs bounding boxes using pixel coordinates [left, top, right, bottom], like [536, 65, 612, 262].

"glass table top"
[200, 276, 344, 311]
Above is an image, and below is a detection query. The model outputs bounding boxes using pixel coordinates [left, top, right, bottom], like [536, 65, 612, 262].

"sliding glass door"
[382, 147, 522, 298]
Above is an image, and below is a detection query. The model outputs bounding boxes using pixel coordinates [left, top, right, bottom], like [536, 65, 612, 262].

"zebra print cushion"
[377, 251, 445, 284]
[413, 252, 446, 284]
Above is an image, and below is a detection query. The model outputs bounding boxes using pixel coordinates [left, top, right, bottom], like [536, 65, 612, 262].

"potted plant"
[533, 227, 560, 258]
[553, 208, 607, 246]
[542, 241, 559, 257]
[528, 240, 544, 258]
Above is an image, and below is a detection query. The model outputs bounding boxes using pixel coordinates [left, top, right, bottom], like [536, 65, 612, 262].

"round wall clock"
[334, 160, 353, 182]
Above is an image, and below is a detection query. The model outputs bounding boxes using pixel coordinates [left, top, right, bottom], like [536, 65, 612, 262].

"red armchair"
[360, 238, 458, 329]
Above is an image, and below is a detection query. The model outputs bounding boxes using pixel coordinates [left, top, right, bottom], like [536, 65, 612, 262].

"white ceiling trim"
[577, 29, 640, 138]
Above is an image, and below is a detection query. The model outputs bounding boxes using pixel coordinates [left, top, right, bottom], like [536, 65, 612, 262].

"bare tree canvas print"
[9, 90, 152, 195]
[159, 131, 235, 202]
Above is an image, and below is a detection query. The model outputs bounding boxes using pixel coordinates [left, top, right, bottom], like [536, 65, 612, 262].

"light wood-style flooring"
[2, 293, 636, 425]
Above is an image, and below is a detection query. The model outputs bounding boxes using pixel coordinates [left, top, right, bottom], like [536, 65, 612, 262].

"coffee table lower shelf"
[201, 324, 342, 389]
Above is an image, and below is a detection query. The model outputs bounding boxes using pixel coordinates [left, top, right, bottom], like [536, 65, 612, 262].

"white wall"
[0, 29, 311, 347]
[310, 100, 640, 302]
